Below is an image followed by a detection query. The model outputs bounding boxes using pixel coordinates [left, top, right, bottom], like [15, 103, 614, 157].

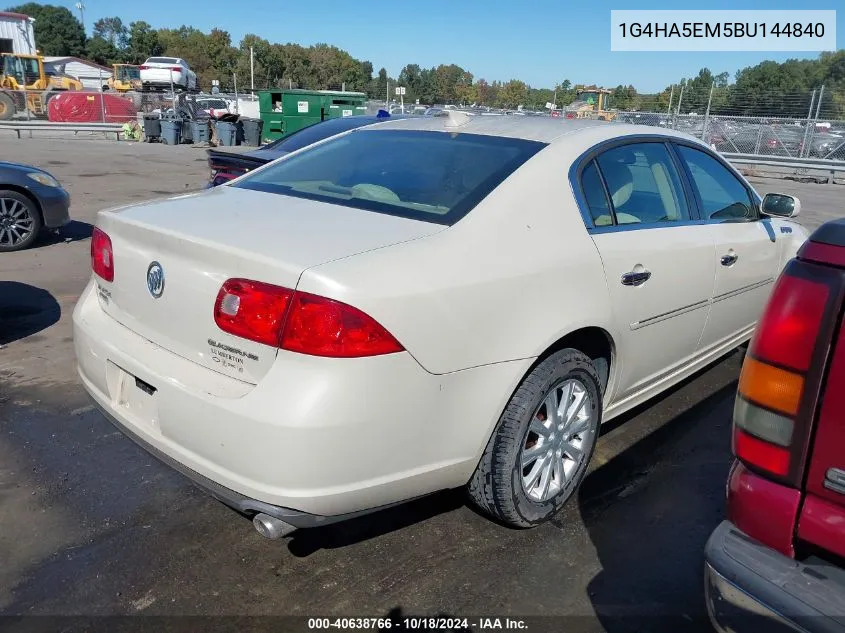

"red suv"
[705, 217, 845, 631]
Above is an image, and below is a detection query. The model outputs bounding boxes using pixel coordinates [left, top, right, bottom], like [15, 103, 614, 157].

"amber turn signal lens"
[738, 357, 804, 416]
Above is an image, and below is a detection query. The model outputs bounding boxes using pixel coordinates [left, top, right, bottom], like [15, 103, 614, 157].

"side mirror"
[761, 193, 801, 218]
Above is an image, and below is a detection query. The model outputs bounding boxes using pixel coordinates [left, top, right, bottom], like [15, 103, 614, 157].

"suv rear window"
[234, 130, 545, 225]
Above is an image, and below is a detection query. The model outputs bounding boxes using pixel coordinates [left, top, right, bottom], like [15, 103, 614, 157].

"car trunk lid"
[94, 186, 443, 384]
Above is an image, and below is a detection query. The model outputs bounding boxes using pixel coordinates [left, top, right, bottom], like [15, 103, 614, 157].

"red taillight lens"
[281, 291, 404, 358]
[751, 273, 829, 372]
[139, 65, 149, 70]
[171, 66, 182, 72]
[733, 264, 831, 481]
[213, 279, 404, 358]
[90, 227, 114, 282]
[733, 429, 790, 476]
[213, 279, 293, 347]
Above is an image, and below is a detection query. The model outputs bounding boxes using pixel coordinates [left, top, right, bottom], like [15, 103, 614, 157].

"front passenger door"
[674, 145, 780, 352]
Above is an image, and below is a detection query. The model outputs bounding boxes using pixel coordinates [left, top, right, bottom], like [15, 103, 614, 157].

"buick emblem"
[146, 261, 165, 298]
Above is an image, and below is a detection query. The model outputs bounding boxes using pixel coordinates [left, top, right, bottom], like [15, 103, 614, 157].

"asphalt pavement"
[0, 136, 841, 632]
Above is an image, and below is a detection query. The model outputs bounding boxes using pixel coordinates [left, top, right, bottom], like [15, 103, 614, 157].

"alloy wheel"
[0, 197, 35, 248]
[520, 378, 595, 503]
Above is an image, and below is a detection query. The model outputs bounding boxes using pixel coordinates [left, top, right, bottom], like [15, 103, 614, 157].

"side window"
[595, 143, 690, 225]
[581, 161, 612, 226]
[676, 145, 754, 221]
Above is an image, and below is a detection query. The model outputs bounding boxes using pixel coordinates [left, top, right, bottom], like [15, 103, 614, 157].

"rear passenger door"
[578, 140, 716, 400]
[674, 144, 780, 351]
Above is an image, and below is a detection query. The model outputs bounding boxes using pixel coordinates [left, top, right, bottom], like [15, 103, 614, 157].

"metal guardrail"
[0, 121, 124, 140]
[722, 152, 845, 185]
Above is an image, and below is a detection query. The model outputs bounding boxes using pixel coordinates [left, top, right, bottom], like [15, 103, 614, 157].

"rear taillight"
[211, 172, 238, 186]
[90, 227, 114, 282]
[733, 261, 837, 483]
[170, 66, 182, 72]
[139, 65, 149, 70]
[281, 291, 404, 358]
[213, 279, 404, 358]
[214, 279, 293, 347]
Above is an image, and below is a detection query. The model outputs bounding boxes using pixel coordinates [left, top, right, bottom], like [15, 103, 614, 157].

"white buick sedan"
[73, 112, 808, 536]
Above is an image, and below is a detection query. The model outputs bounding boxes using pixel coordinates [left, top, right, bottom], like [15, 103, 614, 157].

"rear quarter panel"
[298, 140, 617, 376]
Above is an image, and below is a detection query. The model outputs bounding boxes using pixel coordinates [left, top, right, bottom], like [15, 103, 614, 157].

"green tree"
[86, 36, 119, 65]
[6, 3, 86, 56]
[92, 16, 128, 50]
[126, 21, 163, 63]
[497, 79, 527, 108]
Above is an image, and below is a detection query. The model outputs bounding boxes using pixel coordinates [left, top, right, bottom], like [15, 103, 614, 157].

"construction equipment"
[103, 64, 142, 93]
[0, 53, 82, 120]
[567, 86, 616, 121]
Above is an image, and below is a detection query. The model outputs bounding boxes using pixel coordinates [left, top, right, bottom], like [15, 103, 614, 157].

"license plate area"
[106, 361, 160, 431]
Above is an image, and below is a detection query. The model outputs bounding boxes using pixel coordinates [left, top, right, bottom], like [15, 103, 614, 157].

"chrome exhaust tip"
[252, 513, 296, 539]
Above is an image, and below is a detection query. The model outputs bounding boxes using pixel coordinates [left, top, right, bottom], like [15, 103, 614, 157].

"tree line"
[7, 3, 845, 117]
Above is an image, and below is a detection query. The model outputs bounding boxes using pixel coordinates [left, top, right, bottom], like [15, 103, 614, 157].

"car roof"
[366, 114, 705, 146]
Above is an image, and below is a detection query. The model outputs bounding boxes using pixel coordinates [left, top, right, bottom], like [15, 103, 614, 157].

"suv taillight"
[733, 259, 840, 484]
[213, 278, 404, 358]
[90, 227, 114, 282]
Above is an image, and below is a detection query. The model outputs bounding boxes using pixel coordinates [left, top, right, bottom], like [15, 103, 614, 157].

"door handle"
[721, 253, 739, 266]
[621, 270, 652, 286]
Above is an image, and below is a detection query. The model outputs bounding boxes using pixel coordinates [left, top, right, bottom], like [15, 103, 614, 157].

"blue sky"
[68, 0, 841, 92]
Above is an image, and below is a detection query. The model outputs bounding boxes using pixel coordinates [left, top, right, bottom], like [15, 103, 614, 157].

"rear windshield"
[264, 117, 382, 154]
[146, 57, 178, 64]
[234, 130, 546, 225]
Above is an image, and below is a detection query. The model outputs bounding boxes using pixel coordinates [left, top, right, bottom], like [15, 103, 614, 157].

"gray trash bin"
[180, 119, 193, 144]
[160, 118, 182, 145]
[216, 121, 238, 146]
[191, 120, 210, 144]
[241, 118, 263, 146]
[142, 114, 161, 142]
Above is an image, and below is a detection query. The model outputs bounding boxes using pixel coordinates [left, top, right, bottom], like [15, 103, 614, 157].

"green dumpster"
[257, 89, 368, 143]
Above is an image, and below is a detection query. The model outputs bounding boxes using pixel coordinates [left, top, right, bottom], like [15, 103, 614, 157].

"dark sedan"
[0, 162, 70, 252]
[206, 113, 404, 187]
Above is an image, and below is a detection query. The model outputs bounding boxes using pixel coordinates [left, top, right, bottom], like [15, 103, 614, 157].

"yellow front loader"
[0, 53, 83, 120]
[103, 64, 142, 92]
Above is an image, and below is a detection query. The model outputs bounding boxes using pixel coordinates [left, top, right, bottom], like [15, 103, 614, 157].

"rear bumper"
[705, 520, 845, 633]
[140, 69, 186, 86]
[89, 395, 405, 528]
[73, 280, 525, 518]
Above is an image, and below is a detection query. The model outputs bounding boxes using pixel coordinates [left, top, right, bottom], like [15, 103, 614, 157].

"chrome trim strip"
[713, 278, 774, 304]
[631, 298, 710, 330]
[824, 468, 845, 495]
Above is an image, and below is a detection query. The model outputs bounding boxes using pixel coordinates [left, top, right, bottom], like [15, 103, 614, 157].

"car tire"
[468, 348, 602, 528]
[0, 92, 16, 121]
[0, 190, 42, 252]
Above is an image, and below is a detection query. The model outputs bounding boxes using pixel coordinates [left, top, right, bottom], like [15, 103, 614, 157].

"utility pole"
[74, 2, 85, 32]
[702, 82, 714, 143]
[249, 46, 254, 91]
[801, 89, 817, 158]
[666, 85, 674, 115]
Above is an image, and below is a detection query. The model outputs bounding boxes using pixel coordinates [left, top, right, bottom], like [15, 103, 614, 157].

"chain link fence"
[607, 85, 845, 161]
[613, 112, 845, 160]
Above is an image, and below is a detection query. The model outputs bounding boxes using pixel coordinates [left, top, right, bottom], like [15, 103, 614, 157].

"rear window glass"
[234, 130, 546, 225]
[146, 57, 178, 64]
[264, 117, 383, 154]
